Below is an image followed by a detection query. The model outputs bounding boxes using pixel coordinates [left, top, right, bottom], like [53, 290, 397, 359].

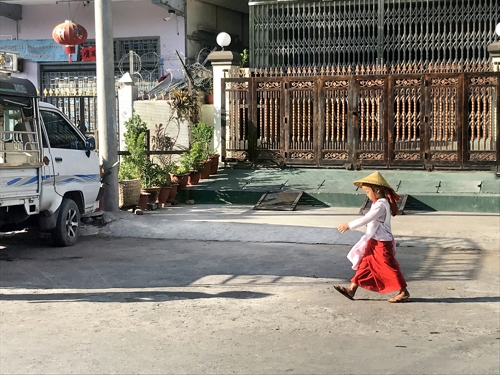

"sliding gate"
[222, 70, 499, 170]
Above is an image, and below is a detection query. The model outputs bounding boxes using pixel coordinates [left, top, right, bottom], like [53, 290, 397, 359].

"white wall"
[133, 100, 190, 151]
[15, 60, 39, 85]
[0, 0, 186, 82]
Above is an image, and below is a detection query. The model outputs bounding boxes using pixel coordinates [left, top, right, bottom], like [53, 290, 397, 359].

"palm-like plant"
[119, 113, 148, 181]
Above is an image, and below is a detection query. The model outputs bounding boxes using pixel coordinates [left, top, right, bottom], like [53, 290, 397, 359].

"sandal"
[334, 285, 354, 301]
[388, 294, 411, 303]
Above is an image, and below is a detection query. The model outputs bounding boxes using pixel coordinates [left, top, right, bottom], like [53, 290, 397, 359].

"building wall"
[132, 100, 190, 151]
[0, 0, 186, 84]
[131, 100, 214, 152]
[186, 0, 248, 64]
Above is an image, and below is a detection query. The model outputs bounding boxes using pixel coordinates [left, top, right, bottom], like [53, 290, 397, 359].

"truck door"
[40, 107, 100, 212]
[39, 123, 57, 212]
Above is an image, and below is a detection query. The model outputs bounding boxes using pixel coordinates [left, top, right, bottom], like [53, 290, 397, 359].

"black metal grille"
[81, 37, 160, 65]
[250, 0, 500, 71]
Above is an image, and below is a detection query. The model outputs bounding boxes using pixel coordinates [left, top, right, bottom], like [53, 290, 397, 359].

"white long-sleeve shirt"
[348, 198, 393, 241]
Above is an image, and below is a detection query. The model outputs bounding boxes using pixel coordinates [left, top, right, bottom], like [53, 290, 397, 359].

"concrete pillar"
[117, 73, 138, 151]
[95, 0, 118, 211]
[487, 41, 500, 72]
[207, 51, 241, 160]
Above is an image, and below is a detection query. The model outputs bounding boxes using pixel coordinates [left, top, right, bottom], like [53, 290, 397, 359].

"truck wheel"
[52, 198, 80, 247]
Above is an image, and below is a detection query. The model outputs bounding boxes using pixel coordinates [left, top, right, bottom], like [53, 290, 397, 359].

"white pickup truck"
[0, 74, 102, 246]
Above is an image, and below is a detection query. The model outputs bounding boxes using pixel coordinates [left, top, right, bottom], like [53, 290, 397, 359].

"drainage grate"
[253, 190, 304, 211]
[359, 194, 408, 215]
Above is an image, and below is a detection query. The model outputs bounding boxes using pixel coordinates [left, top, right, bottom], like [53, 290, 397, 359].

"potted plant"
[150, 123, 179, 203]
[169, 163, 190, 189]
[118, 113, 147, 208]
[156, 166, 173, 206]
[239, 49, 250, 77]
[191, 122, 214, 178]
[178, 143, 205, 186]
[170, 89, 200, 124]
[140, 160, 162, 205]
[201, 78, 213, 104]
[191, 122, 217, 176]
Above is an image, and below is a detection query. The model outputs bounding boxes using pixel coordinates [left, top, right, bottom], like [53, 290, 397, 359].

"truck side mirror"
[85, 137, 96, 157]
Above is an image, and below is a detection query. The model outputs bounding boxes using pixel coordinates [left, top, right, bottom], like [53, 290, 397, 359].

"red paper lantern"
[52, 20, 88, 63]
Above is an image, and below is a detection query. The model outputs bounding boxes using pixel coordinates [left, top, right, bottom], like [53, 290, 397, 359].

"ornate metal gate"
[222, 68, 499, 169]
[41, 88, 98, 135]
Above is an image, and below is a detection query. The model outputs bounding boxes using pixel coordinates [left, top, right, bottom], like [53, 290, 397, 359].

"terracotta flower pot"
[169, 173, 189, 188]
[138, 192, 149, 210]
[187, 170, 201, 185]
[210, 154, 220, 175]
[200, 160, 211, 179]
[141, 187, 160, 204]
[157, 186, 172, 205]
[167, 183, 178, 202]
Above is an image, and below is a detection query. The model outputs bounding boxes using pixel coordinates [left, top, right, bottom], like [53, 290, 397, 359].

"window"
[41, 110, 85, 150]
[0, 96, 34, 141]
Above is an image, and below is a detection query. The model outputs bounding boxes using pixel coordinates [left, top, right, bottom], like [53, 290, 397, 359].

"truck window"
[41, 110, 85, 150]
[1, 97, 38, 164]
[0, 98, 34, 141]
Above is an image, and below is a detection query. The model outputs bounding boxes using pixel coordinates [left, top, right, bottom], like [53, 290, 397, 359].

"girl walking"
[335, 172, 410, 303]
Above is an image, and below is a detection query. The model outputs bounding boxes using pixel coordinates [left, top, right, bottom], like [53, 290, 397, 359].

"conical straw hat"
[354, 171, 392, 189]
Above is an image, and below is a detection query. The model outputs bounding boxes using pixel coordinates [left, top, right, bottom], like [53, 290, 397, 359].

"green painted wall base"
[177, 168, 500, 213]
[178, 189, 499, 213]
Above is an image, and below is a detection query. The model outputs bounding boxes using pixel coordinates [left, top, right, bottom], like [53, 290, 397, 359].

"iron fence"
[250, 0, 500, 70]
[40, 88, 120, 139]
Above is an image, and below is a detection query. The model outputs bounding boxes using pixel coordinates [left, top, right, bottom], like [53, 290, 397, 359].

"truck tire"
[52, 198, 80, 247]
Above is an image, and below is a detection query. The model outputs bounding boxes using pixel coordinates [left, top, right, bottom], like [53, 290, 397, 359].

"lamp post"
[208, 32, 241, 162]
[216, 32, 231, 51]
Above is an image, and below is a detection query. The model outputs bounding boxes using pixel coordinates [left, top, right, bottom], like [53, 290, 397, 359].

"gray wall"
[186, 0, 248, 64]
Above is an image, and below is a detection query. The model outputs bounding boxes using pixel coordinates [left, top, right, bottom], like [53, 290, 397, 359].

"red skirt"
[351, 238, 407, 294]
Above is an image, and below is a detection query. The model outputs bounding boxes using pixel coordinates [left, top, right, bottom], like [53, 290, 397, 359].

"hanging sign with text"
[81, 46, 96, 61]
[0, 39, 73, 62]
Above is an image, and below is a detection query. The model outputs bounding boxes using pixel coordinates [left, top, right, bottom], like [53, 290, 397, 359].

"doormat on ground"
[253, 190, 304, 211]
[359, 194, 408, 215]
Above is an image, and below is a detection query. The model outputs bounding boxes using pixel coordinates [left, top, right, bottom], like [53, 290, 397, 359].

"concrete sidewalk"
[97, 204, 500, 251]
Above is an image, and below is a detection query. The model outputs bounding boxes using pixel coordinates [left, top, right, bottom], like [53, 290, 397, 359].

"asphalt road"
[0, 231, 499, 374]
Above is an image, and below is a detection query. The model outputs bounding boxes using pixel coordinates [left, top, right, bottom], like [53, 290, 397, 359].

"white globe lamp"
[216, 32, 231, 51]
[496, 22, 500, 37]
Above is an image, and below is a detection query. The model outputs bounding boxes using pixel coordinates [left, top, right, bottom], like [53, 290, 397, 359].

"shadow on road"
[0, 229, 494, 293]
[0, 290, 271, 303]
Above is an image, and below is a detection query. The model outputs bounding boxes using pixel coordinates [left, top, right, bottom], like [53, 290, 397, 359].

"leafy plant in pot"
[151, 123, 179, 202]
[178, 143, 205, 186]
[156, 166, 174, 205]
[170, 89, 200, 124]
[169, 163, 190, 189]
[191, 122, 216, 178]
[140, 160, 162, 205]
[118, 113, 148, 208]
[199, 77, 213, 104]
